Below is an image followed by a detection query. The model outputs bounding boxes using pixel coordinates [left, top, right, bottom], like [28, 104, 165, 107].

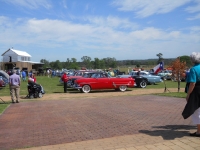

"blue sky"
[0, 0, 200, 62]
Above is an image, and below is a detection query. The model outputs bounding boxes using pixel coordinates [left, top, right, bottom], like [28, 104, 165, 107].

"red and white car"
[60, 70, 88, 84]
[73, 72, 134, 93]
[0, 77, 6, 87]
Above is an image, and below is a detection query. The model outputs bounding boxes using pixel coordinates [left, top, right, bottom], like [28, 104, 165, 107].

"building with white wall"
[1, 48, 43, 72]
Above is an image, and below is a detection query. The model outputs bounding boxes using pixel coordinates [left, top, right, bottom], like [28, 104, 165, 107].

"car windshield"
[76, 72, 84, 76]
[118, 75, 130, 78]
[91, 73, 108, 78]
[142, 72, 150, 75]
[91, 73, 99, 78]
[82, 73, 93, 78]
[130, 71, 150, 75]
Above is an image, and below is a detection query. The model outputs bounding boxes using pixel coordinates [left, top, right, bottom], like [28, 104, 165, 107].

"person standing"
[182, 52, 200, 137]
[9, 70, 21, 103]
[61, 71, 68, 93]
[21, 70, 26, 81]
[47, 69, 50, 77]
[137, 69, 141, 76]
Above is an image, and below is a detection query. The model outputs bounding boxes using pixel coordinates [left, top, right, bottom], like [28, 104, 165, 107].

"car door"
[96, 73, 113, 89]
[87, 73, 102, 89]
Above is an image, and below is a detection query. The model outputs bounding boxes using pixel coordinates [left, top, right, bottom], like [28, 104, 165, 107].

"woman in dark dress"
[182, 52, 200, 137]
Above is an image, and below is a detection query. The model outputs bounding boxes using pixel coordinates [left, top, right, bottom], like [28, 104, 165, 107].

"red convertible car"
[73, 72, 135, 93]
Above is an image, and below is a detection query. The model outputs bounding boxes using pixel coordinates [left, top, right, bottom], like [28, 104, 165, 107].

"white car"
[157, 70, 172, 80]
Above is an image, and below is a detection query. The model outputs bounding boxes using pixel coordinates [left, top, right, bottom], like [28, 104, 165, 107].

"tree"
[62, 58, 71, 69]
[81, 56, 91, 69]
[110, 58, 117, 68]
[50, 60, 62, 69]
[180, 55, 192, 67]
[93, 58, 100, 69]
[40, 59, 50, 69]
[136, 63, 140, 68]
[170, 57, 187, 92]
[125, 60, 131, 66]
[99, 59, 105, 69]
[69, 58, 79, 69]
[156, 53, 163, 64]
[103, 57, 117, 68]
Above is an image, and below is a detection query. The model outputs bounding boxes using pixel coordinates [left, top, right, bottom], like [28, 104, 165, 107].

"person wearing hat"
[61, 71, 68, 93]
[9, 69, 21, 103]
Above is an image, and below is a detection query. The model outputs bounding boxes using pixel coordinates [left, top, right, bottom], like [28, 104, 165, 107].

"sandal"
[190, 132, 200, 137]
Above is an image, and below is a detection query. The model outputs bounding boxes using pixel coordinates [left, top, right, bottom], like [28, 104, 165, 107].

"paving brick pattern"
[0, 95, 195, 150]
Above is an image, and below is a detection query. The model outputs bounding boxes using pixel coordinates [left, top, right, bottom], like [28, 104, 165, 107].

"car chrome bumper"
[73, 84, 82, 89]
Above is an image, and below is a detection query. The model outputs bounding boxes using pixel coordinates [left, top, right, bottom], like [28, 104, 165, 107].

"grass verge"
[156, 92, 187, 98]
[0, 103, 9, 114]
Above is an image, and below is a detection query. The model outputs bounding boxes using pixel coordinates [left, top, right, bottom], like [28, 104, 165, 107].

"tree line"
[40, 54, 192, 70]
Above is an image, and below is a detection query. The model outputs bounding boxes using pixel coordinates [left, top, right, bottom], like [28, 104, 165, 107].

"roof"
[30, 61, 44, 64]
[1, 48, 31, 57]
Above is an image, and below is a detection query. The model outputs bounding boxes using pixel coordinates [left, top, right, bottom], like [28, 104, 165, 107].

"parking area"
[0, 95, 199, 150]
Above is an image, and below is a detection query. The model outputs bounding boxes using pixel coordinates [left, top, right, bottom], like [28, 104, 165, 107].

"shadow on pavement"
[139, 125, 196, 140]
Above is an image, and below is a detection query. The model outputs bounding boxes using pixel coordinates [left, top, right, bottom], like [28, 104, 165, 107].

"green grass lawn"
[0, 103, 9, 114]
[0, 76, 186, 96]
[0, 76, 64, 96]
[0, 76, 187, 114]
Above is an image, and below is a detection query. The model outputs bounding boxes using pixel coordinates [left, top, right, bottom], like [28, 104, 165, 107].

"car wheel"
[82, 85, 91, 93]
[139, 80, 147, 88]
[119, 85, 127, 92]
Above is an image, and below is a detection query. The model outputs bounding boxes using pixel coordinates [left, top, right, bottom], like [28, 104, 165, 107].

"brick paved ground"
[0, 95, 198, 150]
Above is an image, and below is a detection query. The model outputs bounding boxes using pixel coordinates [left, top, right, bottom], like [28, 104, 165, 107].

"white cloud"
[61, 0, 68, 9]
[129, 28, 182, 40]
[1, 0, 51, 9]
[1, 17, 198, 44]
[187, 13, 200, 20]
[0, 17, 199, 61]
[85, 4, 89, 11]
[112, 0, 191, 18]
[0, 16, 9, 25]
[185, 0, 200, 13]
[84, 16, 139, 30]
[189, 26, 200, 31]
[185, 0, 200, 20]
